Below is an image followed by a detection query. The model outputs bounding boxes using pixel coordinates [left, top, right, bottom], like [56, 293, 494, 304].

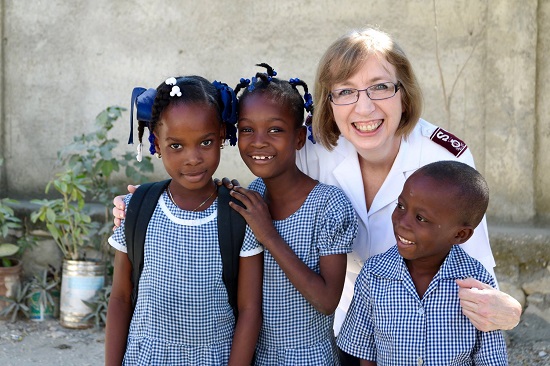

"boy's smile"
[392, 173, 466, 269]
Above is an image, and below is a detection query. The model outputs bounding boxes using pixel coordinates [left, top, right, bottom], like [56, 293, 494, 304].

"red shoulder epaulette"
[429, 127, 468, 157]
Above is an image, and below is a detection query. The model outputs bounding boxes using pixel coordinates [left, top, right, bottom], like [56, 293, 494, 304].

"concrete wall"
[0, 0, 547, 225]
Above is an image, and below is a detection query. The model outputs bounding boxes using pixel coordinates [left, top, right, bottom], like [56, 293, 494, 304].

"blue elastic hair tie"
[212, 80, 239, 146]
[148, 133, 156, 155]
[248, 76, 258, 92]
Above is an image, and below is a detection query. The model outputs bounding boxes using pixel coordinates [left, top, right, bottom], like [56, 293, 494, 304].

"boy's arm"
[472, 329, 508, 366]
[467, 270, 508, 365]
[228, 253, 263, 366]
[337, 269, 377, 362]
[105, 250, 134, 366]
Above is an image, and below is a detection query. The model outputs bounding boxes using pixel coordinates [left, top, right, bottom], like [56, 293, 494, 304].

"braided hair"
[133, 76, 238, 157]
[235, 63, 314, 130]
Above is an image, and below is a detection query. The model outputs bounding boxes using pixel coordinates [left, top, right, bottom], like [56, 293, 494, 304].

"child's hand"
[214, 177, 240, 190]
[229, 186, 278, 245]
[112, 185, 139, 230]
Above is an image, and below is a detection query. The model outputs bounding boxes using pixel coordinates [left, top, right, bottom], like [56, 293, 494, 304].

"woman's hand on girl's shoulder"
[112, 184, 139, 229]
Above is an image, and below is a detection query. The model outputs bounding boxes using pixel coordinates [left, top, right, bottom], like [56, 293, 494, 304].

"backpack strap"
[217, 185, 246, 318]
[125, 179, 171, 310]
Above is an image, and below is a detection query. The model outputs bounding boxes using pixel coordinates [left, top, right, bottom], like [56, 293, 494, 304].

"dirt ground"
[0, 313, 549, 365]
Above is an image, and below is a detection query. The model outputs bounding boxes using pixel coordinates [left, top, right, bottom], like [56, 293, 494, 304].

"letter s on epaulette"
[429, 127, 468, 157]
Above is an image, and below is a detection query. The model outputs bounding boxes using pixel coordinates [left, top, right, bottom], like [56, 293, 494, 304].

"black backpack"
[124, 180, 246, 317]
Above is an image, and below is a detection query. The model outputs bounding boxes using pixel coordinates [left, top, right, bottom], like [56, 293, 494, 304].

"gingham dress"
[108, 191, 262, 365]
[337, 245, 508, 365]
[245, 179, 357, 366]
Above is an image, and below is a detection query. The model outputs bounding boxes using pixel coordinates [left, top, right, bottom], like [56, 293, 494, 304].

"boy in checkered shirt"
[337, 161, 507, 365]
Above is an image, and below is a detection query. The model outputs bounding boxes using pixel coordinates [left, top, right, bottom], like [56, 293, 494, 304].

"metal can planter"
[28, 289, 60, 321]
[59, 259, 105, 329]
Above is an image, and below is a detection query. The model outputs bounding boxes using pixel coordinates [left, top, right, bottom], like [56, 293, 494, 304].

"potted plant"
[30, 168, 105, 328]
[30, 106, 154, 328]
[0, 281, 32, 322]
[28, 266, 61, 321]
[0, 191, 24, 311]
[82, 284, 111, 328]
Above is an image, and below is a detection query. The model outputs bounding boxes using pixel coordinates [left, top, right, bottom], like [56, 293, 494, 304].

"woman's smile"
[352, 119, 383, 133]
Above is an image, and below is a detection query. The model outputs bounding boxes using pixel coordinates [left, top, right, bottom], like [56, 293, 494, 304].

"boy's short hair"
[414, 161, 489, 228]
[313, 27, 423, 149]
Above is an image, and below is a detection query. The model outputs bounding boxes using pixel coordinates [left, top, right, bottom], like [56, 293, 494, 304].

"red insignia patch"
[429, 127, 468, 157]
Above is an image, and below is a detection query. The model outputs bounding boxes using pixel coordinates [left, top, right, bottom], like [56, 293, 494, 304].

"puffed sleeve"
[316, 186, 358, 256]
[240, 225, 263, 257]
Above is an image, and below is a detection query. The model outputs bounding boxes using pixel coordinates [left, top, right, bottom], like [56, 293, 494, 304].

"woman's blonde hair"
[313, 27, 423, 149]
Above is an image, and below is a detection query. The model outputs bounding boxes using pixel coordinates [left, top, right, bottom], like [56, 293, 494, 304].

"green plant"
[0, 159, 38, 266]
[56, 106, 154, 247]
[0, 159, 22, 267]
[82, 285, 111, 328]
[30, 169, 98, 260]
[29, 268, 60, 313]
[0, 193, 33, 267]
[0, 282, 32, 322]
[0, 198, 21, 239]
[0, 243, 19, 267]
[31, 106, 154, 261]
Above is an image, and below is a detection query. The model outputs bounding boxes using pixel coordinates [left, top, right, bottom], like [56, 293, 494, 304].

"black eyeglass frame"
[328, 82, 402, 105]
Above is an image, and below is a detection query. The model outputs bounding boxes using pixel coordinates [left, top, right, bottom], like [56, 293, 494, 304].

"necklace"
[167, 186, 217, 211]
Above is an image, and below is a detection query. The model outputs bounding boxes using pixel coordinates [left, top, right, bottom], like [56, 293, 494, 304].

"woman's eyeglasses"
[329, 82, 401, 105]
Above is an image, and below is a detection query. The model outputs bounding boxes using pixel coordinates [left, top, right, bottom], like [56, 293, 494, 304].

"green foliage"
[29, 268, 60, 312]
[0, 185, 37, 267]
[0, 243, 19, 267]
[55, 106, 154, 247]
[0, 282, 32, 322]
[82, 285, 111, 328]
[30, 169, 98, 260]
[58, 106, 154, 205]
[0, 198, 21, 239]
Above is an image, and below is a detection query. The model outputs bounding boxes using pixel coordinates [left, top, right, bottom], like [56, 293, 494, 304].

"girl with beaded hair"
[105, 75, 263, 366]
[227, 63, 357, 365]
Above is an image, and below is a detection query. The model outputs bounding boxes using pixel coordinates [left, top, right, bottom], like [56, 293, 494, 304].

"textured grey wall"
[0, 0, 546, 224]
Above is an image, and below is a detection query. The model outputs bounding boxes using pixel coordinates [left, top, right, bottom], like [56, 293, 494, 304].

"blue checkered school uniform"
[108, 191, 262, 366]
[245, 179, 357, 366]
[337, 245, 508, 365]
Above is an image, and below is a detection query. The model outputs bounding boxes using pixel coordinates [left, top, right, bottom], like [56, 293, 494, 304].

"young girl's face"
[391, 173, 464, 267]
[154, 102, 224, 192]
[237, 93, 306, 180]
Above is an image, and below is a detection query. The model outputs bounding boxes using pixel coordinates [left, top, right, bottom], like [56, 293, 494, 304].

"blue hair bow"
[129, 87, 157, 144]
